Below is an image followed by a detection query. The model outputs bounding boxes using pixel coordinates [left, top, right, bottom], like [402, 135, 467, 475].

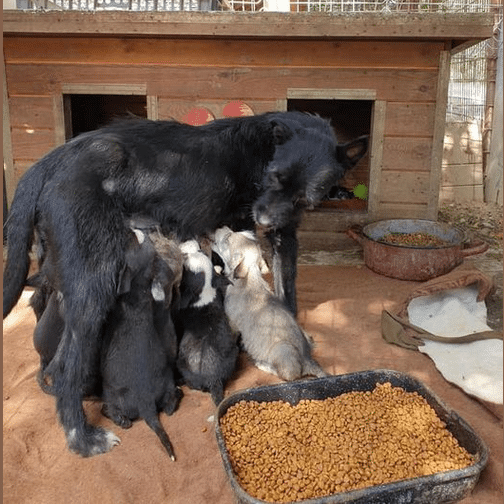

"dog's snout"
[255, 213, 273, 228]
[252, 202, 273, 228]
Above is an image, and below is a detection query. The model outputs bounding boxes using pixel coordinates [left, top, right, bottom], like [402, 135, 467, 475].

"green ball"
[353, 184, 368, 200]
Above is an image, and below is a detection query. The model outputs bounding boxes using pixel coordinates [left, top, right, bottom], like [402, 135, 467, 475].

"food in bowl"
[379, 232, 449, 248]
[219, 382, 474, 503]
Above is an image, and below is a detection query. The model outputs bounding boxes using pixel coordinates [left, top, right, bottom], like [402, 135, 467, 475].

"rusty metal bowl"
[347, 219, 489, 281]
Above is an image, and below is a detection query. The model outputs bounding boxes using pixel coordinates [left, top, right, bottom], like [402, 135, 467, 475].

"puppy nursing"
[100, 227, 181, 461]
[213, 227, 327, 381]
[174, 240, 238, 405]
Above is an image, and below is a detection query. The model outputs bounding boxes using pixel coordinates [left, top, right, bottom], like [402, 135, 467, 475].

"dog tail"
[3, 158, 50, 318]
[144, 414, 176, 461]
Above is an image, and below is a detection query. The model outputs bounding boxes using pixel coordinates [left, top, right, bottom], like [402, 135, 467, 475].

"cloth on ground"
[381, 266, 503, 408]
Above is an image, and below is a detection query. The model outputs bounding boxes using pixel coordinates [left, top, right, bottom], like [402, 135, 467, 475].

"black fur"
[3, 112, 367, 456]
[174, 242, 238, 405]
[100, 231, 180, 460]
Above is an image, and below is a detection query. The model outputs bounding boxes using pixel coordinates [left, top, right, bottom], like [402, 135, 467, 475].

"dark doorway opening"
[64, 94, 148, 140]
[287, 99, 372, 212]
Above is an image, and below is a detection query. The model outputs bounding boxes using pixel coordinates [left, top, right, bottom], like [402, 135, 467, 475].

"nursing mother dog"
[3, 111, 368, 457]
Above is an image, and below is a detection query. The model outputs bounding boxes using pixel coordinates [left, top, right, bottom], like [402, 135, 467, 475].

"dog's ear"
[270, 120, 293, 145]
[233, 259, 248, 280]
[211, 250, 225, 271]
[178, 269, 205, 309]
[336, 135, 369, 169]
[151, 256, 174, 304]
[259, 257, 269, 275]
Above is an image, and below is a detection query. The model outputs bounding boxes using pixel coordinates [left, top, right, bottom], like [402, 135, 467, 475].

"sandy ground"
[3, 261, 502, 504]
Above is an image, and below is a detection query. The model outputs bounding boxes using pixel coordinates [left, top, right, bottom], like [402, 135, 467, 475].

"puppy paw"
[101, 403, 133, 429]
[162, 387, 183, 416]
[66, 425, 121, 457]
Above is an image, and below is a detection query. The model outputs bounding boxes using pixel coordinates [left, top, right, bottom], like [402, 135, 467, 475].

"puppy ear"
[259, 258, 269, 275]
[233, 259, 248, 280]
[270, 120, 293, 145]
[336, 135, 369, 169]
[211, 250, 225, 271]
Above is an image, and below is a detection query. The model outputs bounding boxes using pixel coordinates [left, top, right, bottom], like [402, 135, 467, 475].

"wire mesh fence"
[448, 42, 489, 123]
[18, 0, 493, 12]
[19, 0, 216, 10]
[447, 18, 502, 123]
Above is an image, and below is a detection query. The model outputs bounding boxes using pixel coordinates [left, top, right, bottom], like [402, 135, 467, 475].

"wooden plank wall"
[4, 35, 445, 224]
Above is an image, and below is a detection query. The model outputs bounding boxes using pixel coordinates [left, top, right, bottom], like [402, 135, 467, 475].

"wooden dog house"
[3, 10, 494, 232]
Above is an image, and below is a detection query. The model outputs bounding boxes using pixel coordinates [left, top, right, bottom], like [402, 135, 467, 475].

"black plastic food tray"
[215, 369, 488, 504]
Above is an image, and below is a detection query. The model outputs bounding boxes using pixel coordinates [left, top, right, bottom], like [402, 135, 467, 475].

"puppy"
[27, 230, 103, 397]
[212, 226, 327, 381]
[28, 217, 181, 401]
[100, 228, 181, 460]
[174, 240, 238, 405]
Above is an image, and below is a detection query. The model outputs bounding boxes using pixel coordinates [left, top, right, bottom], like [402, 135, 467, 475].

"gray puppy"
[212, 226, 327, 381]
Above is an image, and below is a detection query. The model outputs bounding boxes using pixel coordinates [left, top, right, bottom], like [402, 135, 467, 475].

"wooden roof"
[3, 11, 494, 52]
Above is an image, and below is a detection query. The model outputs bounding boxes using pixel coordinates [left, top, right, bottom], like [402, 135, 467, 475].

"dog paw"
[66, 426, 121, 457]
[101, 403, 133, 429]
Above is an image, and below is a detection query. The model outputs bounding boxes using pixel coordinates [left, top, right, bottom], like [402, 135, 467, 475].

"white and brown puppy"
[174, 240, 238, 405]
[212, 226, 327, 381]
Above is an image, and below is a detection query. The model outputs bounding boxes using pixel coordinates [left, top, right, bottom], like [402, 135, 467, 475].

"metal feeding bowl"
[347, 219, 489, 281]
[215, 370, 488, 504]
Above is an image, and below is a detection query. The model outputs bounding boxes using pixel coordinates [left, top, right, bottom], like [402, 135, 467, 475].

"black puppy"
[27, 217, 181, 400]
[100, 228, 181, 460]
[174, 240, 238, 405]
[3, 112, 367, 456]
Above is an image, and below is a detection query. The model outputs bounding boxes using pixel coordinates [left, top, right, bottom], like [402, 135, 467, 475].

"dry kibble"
[219, 382, 475, 503]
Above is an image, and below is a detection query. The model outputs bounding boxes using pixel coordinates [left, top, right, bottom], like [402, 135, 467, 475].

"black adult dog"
[3, 112, 367, 456]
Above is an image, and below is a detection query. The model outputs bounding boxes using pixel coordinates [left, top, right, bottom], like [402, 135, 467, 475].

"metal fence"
[18, 0, 216, 10]
[286, 0, 491, 13]
[447, 18, 502, 123]
[17, 0, 493, 12]
[447, 42, 489, 123]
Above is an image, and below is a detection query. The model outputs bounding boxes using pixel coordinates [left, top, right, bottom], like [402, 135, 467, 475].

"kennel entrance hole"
[63, 94, 148, 139]
[287, 98, 372, 212]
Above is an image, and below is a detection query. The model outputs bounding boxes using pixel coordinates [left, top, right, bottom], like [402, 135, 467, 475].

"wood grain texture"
[4, 37, 443, 70]
[384, 103, 436, 137]
[379, 171, 431, 204]
[382, 137, 433, 172]
[3, 11, 494, 44]
[8, 96, 55, 128]
[5, 64, 439, 103]
[10, 127, 56, 161]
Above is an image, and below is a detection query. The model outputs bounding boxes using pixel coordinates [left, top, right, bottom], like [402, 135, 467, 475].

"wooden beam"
[3, 57, 15, 206]
[428, 50, 451, 219]
[287, 89, 377, 100]
[367, 99, 386, 218]
[3, 11, 494, 43]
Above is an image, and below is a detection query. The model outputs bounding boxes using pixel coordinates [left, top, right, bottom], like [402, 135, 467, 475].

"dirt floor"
[3, 202, 502, 503]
